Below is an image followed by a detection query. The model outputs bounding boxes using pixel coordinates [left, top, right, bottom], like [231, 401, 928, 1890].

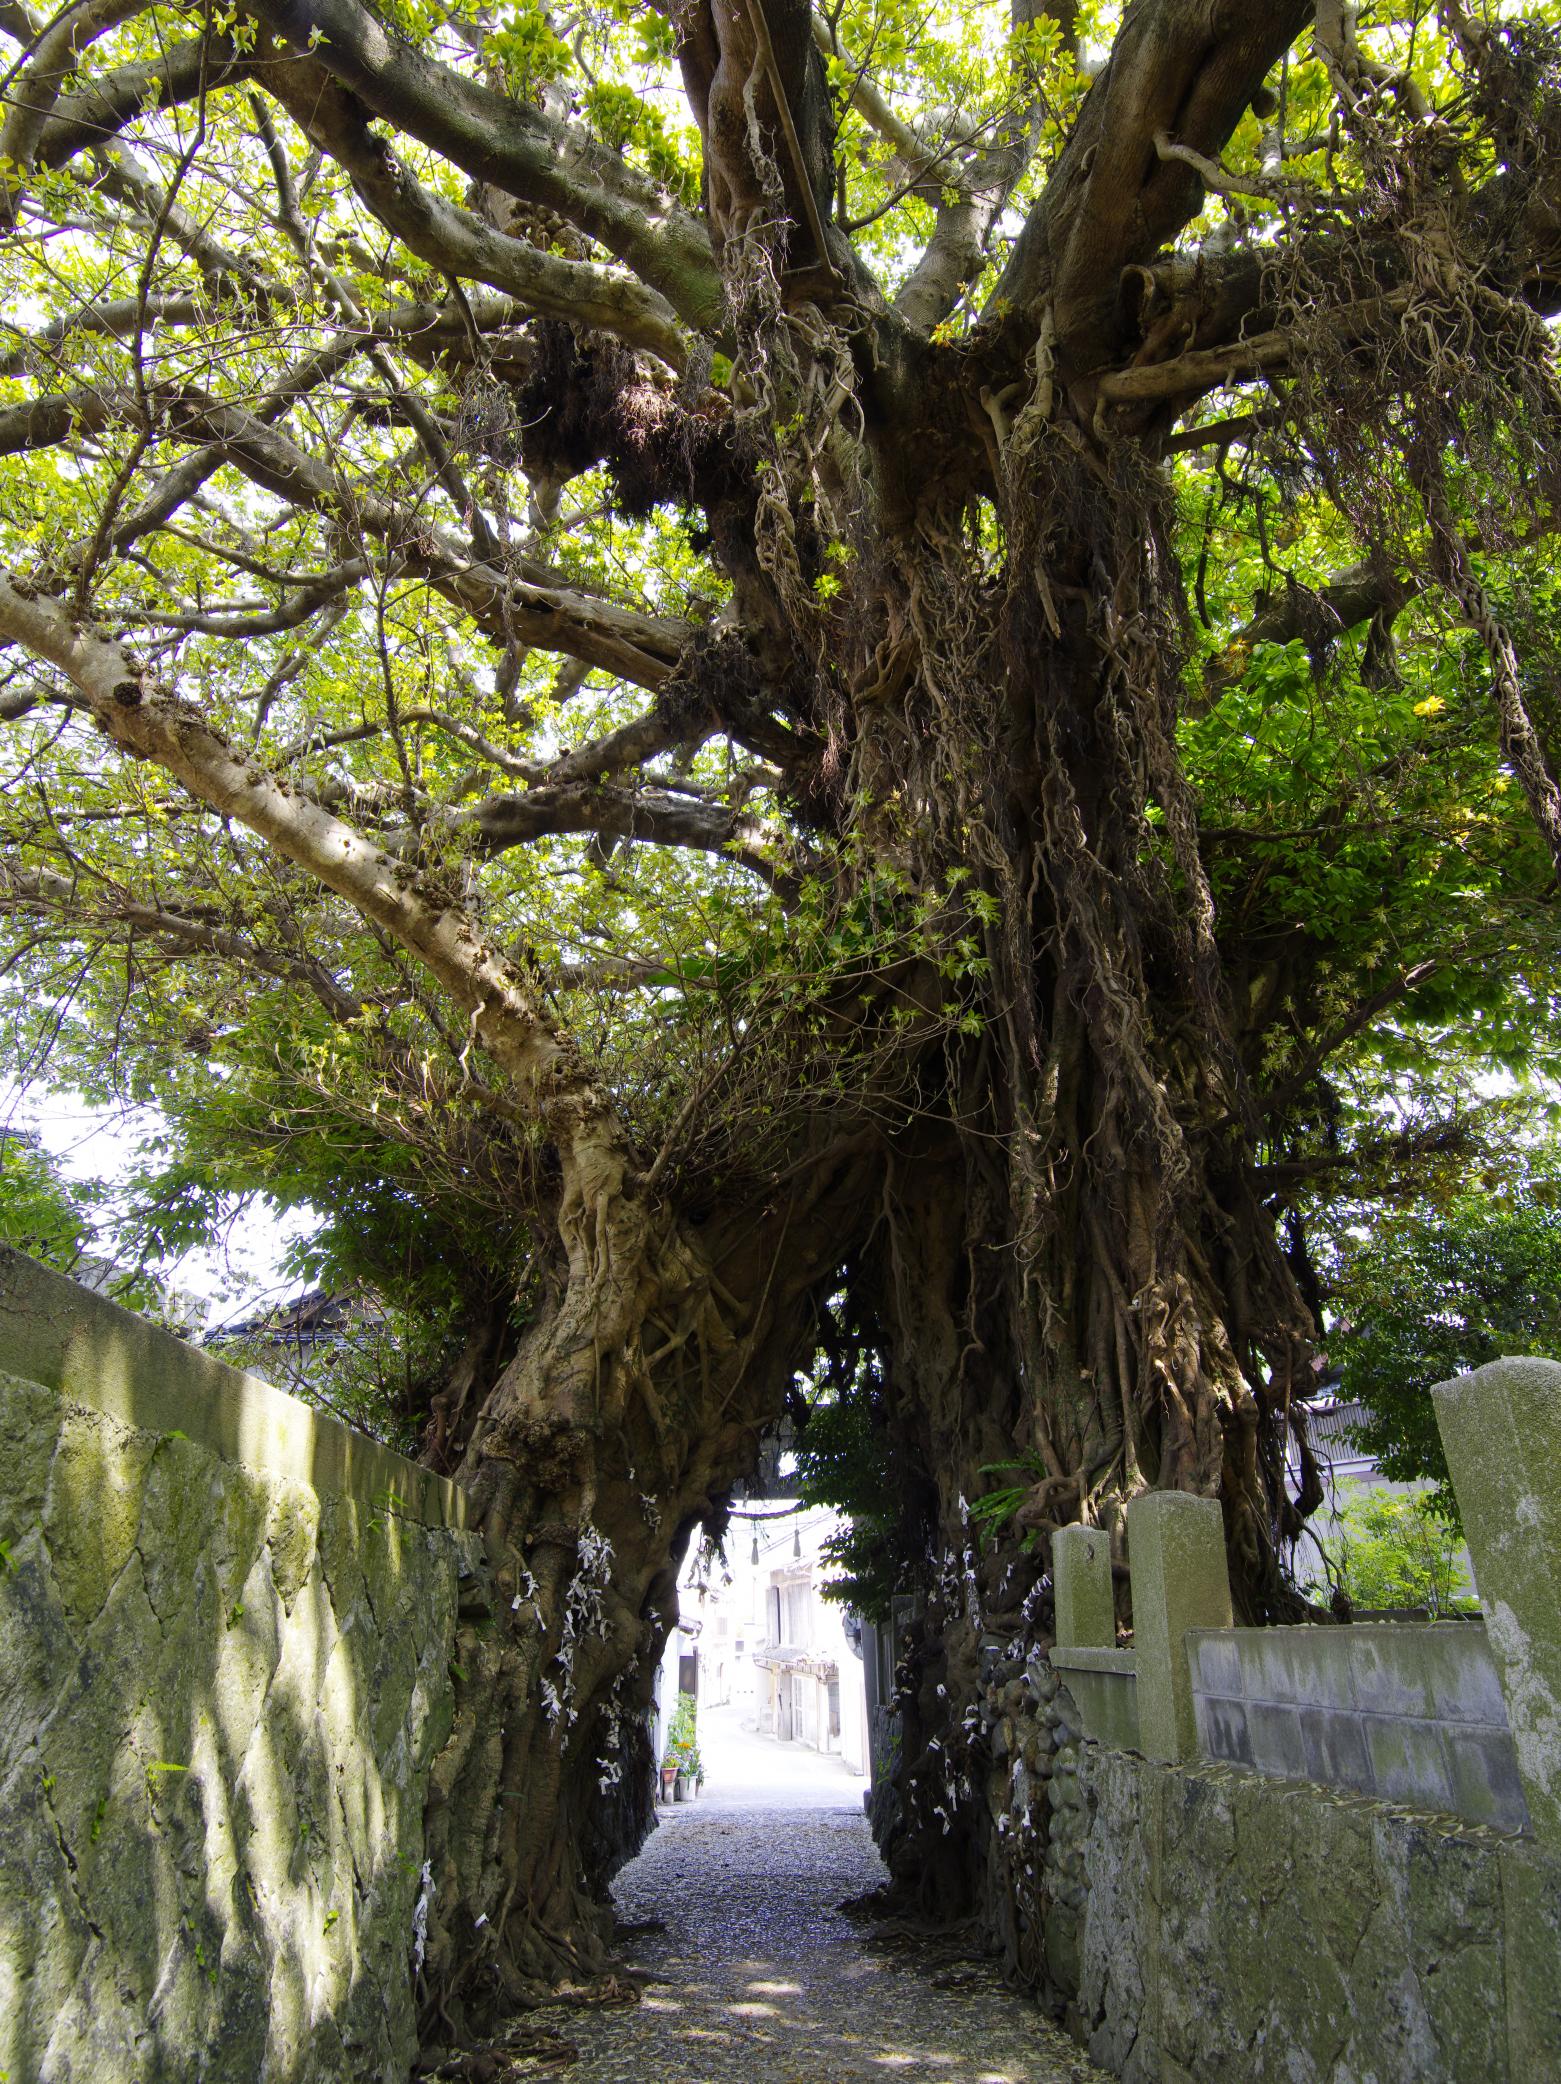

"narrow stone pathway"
[513, 1714, 1110, 2084]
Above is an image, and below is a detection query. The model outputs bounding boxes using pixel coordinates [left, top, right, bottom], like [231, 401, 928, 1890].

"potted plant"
[664, 1690, 700, 1802]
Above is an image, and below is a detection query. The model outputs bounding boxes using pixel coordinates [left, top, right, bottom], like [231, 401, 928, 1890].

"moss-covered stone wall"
[965, 1647, 1561, 2082]
[1070, 1741, 1561, 2083]
[0, 1252, 487, 2084]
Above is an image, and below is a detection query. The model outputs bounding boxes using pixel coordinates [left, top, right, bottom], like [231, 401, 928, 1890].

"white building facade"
[651, 1501, 868, 1777]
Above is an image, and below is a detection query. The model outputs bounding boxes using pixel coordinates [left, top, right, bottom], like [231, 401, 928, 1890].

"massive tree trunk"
[414, 1134, 880, 2033]
[4, 0, 1560, 2042]
[408, 423, 1324, 2016]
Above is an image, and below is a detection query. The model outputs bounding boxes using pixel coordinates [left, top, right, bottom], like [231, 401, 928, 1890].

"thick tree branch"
[119, 572, 366, 636]
[0, 290, 297, 379]
[984, 0, 1310, 374]
[160, 386, 689, 686]
[463, 781, 784, 887]
[679, 0, 881, 304]
[396, 703, 688, 789]
[251, 47, 693, 370]
[245, 0, 723, 332]
[1097, 165, 1561, 435]
[0, 570, 599, 1114]
[33, 31, 251, 167]
[261, 701, 786, 882]
[890, 0, 1067, 333]
[0, 0, 144, 179]
[0, 387, 118, 454]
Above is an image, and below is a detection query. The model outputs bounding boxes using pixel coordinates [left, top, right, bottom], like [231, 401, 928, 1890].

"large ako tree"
[3, 0, 1561, 2029]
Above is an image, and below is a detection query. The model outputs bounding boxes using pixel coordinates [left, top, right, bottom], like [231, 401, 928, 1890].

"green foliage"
[0, 1134, 165, 1313]
[0, 0, 1552, 1325]
[1319, 1483, 1473, 1617]
[662, 1689, 701, 1781]
[581, 83, 700, 207]
[1328, 1191, 1561, 1512]
[967, 1455, 1048, 1548]
[0, 0, 1559, 1627]
[483, 5, 570, 91]
[9, 996, 539, 1442]
[0, 1136, 95, 1269]
[791, 1298, 931, 1620]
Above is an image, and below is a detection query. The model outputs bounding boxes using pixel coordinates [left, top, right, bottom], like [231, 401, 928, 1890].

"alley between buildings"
[483, 1710, 1109, 2084]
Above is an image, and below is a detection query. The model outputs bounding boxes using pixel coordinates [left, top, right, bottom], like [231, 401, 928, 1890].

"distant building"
[651, 1501, 868, 1777]
[1301, 1395, 1379, 1489]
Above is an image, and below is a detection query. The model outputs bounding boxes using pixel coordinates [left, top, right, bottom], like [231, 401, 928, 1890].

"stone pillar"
[1053, 1523, 1115, 1650]
[1126, 1491, 1233, 1762]
[1434, 1356, 1561, 1852]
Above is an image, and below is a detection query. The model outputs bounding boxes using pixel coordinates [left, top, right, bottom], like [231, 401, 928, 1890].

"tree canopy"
[1328, 1184, 1561, 1512]
[3, 0, 1561, 2023]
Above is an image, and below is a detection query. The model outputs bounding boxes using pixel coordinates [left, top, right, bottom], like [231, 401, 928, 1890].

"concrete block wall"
[1188, 1620, 1527, 1831]
[0, 1248, 486, 2084]
[1017, 1364, 1561, 2081]
[1051, 1479, 1540, 1840]
[970, 1647, 1561, 2083]
[1048, 1648, 1140, 1751]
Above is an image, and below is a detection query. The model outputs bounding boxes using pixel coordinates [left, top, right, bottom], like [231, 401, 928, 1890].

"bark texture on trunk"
[416, 1137, 881, 2034]
[404, 295, 1331, 2032]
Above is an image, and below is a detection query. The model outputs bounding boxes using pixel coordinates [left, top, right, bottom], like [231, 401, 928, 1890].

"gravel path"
[514, 1713, 1109, 2084]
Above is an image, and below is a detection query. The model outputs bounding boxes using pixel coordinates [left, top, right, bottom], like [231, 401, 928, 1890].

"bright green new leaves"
[1328, 1191, 1561, 1516]
[0, 1135, 97, 1272]
[1318, 1484, 1473, 1617]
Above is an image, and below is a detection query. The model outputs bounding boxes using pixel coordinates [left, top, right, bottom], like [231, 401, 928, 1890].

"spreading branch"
[0, 572, 591, 1110]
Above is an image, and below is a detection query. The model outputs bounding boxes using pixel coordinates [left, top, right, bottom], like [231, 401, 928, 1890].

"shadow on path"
[506, 1708, 1109, 2084]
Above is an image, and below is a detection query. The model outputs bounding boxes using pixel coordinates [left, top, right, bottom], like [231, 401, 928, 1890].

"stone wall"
[1433, 1356, 1561, 1851]
[1051, 1480, 1541, 1846]
[1053, 1610, 1528, 1834]
[1069, 1742, 1561, 2084]
[0, 1248, 487, 2084]
[965, 1654, 1561, 2083]
[950, 1364, 1561, 2083]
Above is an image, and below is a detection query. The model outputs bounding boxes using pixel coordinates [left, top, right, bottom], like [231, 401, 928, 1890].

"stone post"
[1053, 1523, 1115, 1650]
[1433, 1356, 1561, 1852]
[1126, 1490, 1233, 1762]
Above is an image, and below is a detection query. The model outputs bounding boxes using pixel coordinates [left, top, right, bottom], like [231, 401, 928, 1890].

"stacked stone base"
[963, 1655, 1561, 2083]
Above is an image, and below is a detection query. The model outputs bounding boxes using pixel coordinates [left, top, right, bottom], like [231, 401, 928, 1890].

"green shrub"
[663, 1689, 702, 1782]
[1329, 1192, 1561, 1519]
[1319, 1482, 1473, 1617]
